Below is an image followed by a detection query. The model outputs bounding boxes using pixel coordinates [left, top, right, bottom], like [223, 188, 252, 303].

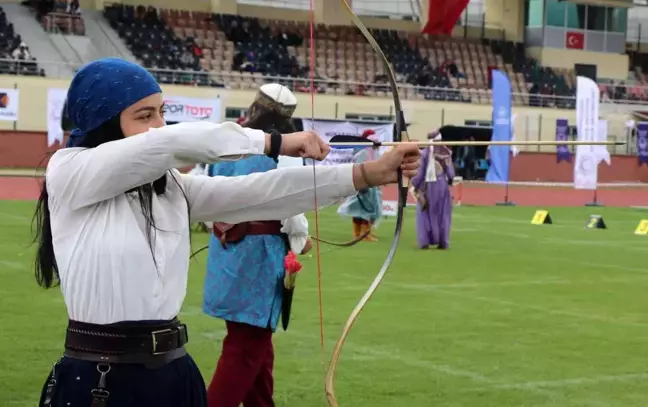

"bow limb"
[324, 2, 410, 406]
[310, 228, 370, 248]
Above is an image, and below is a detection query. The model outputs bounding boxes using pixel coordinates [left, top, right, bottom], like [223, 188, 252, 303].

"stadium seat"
[104, 4, 216, 87]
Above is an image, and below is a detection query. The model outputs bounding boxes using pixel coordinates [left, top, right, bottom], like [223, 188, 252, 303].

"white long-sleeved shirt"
[196, 160, 311, 253]
[46, 121, 356, 324]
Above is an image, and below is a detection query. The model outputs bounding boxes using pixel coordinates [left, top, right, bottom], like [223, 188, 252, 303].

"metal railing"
[41, 12, 85, 36]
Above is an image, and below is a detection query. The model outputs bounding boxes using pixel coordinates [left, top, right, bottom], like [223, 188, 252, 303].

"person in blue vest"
[202, 83, 312, 407]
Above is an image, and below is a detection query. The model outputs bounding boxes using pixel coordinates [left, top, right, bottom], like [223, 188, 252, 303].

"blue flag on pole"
[485, 70, 512, 183]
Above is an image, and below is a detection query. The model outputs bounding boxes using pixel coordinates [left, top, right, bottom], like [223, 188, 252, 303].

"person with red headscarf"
[337, 128, 382, 241]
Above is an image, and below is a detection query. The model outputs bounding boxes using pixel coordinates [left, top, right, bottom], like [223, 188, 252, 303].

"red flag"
[422, 0, 470, 35]
[565, 32, 584, 49]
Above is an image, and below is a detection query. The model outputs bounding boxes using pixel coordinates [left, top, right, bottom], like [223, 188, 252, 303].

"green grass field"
[1, 200, 648, 406]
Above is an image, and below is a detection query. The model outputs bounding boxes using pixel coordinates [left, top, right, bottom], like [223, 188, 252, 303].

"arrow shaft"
[329, 140, 624, 147]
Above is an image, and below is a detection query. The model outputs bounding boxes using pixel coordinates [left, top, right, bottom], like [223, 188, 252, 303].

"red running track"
[381, 183, 647, 207]
[0, 177, 646, 207]
[0, 176, 42, 200]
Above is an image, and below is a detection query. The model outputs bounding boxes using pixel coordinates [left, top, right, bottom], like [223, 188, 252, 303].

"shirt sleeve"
[181, 164, 357, 223]
[46, 121, 266, 210]
[281, 214, 309, 254]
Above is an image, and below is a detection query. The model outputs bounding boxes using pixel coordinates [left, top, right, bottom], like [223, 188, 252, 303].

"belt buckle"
[177, 323, 189, 344]
[151, 329, 173, 355]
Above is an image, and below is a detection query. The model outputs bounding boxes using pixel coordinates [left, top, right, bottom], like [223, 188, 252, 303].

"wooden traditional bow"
[322, 2, 411, 406]
[310, 229, 371, 248]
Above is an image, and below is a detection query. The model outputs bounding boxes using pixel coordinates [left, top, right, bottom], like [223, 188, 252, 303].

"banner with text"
[163, 96, 221, 122]
[638, 122, 648, 166]
[300, 119, 394, 166]
[574, 76, 604, 190]
[0, 88, 19, 122]
[574, 76, 596, 189]
[485, 70, 512, 183]
[555, 118, 571, 163]
[46, 88, 68, 147]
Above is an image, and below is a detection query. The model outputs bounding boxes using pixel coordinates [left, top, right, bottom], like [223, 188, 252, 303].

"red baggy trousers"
[207, 321, 275, 407]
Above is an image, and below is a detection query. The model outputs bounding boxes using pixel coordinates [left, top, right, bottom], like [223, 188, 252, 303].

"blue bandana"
[65, 58, 162, 148]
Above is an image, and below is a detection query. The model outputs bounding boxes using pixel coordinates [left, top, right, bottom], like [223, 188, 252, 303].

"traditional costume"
[37, 59, 359, 407]
[203, 84, 309, 407]
[411, 132, 455, 249]
[337, 129, 382, 242]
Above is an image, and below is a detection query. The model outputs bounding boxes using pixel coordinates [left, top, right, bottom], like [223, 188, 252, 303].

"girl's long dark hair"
[32, 117, 188, 288]
[242, 108, 296, 134]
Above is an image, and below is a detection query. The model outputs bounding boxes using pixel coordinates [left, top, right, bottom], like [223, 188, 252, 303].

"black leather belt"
[64, 318, 189, 367]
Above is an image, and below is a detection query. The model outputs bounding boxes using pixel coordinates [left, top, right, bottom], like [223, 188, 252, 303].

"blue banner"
[486, 70, 512, 183]
[555, 118, 572, 163]
[638, 122, 648, 166]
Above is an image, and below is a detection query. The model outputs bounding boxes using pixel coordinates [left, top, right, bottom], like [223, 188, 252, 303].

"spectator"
[447, 61, 466, 80]
[143, 5, 157, 24]
[65, 0, 80, 14]
[614, 81, 627, 101]
[487, 65, 496, 88]
[12, 42, 30, 60]
[233, 50, 256, 73]
[192, 43, 203, 58]
[180, 50, 194, 67]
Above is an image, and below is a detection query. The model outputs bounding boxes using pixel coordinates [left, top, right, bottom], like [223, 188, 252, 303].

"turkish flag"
[566, 32, 584, 49]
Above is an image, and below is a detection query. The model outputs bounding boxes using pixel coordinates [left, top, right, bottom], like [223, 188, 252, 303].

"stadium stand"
[0, 6, 42, 76]
[164, 12, 302, 90]
[103, 3, 220, 87]
[9, 2, 648, 108]
[97, 6, 583, 108]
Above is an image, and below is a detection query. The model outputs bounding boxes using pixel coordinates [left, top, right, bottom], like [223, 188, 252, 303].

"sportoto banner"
[46, 88, 68, 147]
[300, 119, 394, 166]
[163, 96, 221, 122]
[0, 88, 19, 122]
[45, 91, 221, 145]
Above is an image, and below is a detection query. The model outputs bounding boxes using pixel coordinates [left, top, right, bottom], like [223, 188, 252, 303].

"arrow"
[327, 135, 624, 148]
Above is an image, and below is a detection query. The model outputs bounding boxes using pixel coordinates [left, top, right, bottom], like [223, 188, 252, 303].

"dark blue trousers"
[39, 354, 207, 407]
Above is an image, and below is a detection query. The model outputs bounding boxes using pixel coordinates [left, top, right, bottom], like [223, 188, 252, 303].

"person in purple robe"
[411, 131, 455, 249]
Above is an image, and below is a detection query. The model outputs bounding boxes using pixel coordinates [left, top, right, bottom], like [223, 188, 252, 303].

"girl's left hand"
[359, 143, 421, 187]
[300, 237, 313, 255]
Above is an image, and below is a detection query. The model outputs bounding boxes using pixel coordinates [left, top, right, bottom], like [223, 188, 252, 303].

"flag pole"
[585, 189, 603, 207]
[496, 152, 516, 206]
[585, 168, 604, 207]
[496, 101, 516, 207]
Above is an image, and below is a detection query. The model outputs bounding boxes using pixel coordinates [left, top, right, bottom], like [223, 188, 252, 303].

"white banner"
[382, 200, 398, 217]
[574, 76, 601, 190]
[163, 95, 221, 122]
[47, 88, 67, 147]
[597, 119, 611, 165]
[44, 92, 222, 146]
[0, 88, 19, 122]
[301, 119, 394, 166]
